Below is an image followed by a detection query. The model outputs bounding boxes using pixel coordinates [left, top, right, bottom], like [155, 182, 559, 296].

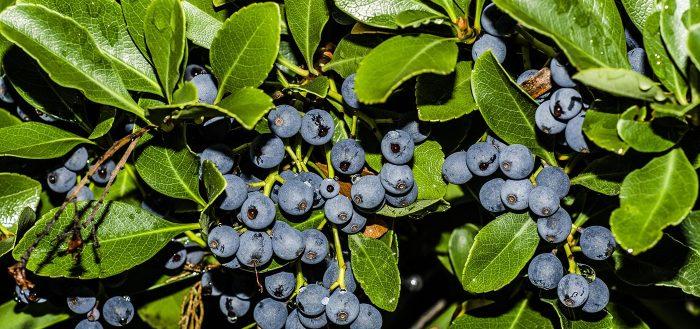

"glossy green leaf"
[0, 301, 70, 329]
[461, 212, 538, 293]
[472, 51, 556, 164]
[688, 23, 700, 70]
[355, 34, 457, 104]
[92, 163, 140, 202]
[322, 34, 383, 77]
[610, 148, 698, 254]
[88, 108, 115, 140]
[573, 68, 666, 101]
[660, 0, 695, 74]
[0, 107, 20, 127]
[429, 0, 460, 20]
[216, 87, 275, 130]
[643, 11, 688, 102]
[376, 199, 449, 219]
[183, 0, 226, 49]
[0, 4, 145, 118]
[543, 299, 612, 329]
[0, 173, 40, 256]
[210, 2, 280, 102]
[288, 76, 330, 98]
[451, 298, 552, 329]
[349, 233, 401, 311]
[417, 61, 477, 122]
[199, 160, 226, 236]
[617, 106, 687, 153]
[285, 0, 329, 75]
[448, 224, 478, 280]
[394, 10, 449, 28]
[582, 108, 629, 155]
[138, 286, 190, 329]
[413, 140, 447, 200]
[13, 201, 199, 278]
[144, 0, 186, 102]
[121, 0, 150, 56]
[620, 0, 657, 31]
[0, 122, 93, 159]
[493, 0, 629, 69]
[334, 0, 440, 29]
[571, 156, 629, 195]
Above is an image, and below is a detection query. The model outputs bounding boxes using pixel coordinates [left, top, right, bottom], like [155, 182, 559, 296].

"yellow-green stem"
[262, 172, 279, 197]
[332, 225, 347, 290]
[306, 161, 327, 178]
[351, 114, 358, 138]
[276, 54, 309, 77]
[285, 146, 304, 171]
[185, 230, 206, 248]
[325, 145, 335, 179]
[291, 261, 306, 298]
[328, 89, 343, 103]
[563, 243, 578, 274]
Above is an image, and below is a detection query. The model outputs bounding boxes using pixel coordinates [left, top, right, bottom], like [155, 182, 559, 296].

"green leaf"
[22, 0, 162, 95]
[413, 140, 447, 200]
[617, 106, 687, 153]
[121, 0, 150, 56]
[451, 298, 553, 329]
[13, 201, 199, 278]
[0, 122, 93, 159]
[660, 0, 696, 74]
[322, 34, 383, 77]
[620, 0, 657, 32]
[643, 11, 688, 102]
[198, 160, 227, 236]
[334, 0, 441, 29]
[288, 76, 330, 98]
[493, 0, 629, 69]
[210, 2, 280, 102]
[607, 303, 651, 329]
[0, 301, 70, 329]
[92, 163, 140, 202]
[135, 132, 205, 206]
[355, 34, 458, 104]
[144, 0, 186, 102]
[429, 0, 460, 20]
[0, 4, 145, 118]
[417, 61, 477, 122]
[285, 0, 329, 75]
[349, 233, 400, 311]
[138, 286, 190, 329]
[543, 299, 612, 329]
[610, 148, 698, 254]
[688, 23, 700, 71]
[448, 224, 478, 280]
[0, 173, 40, 256]
[582, 108, 629, 155]
[472, 51, 556, 164]
[88, 108, 115, 140]
[183, 0, 226, 49]
[573, 68, 666, 101]
[571, 156, 629, 196]
[216, 87, 275, 130]
[0, 107, 21, 128]
[394, 10, 449, 28]
[376, 199, 449, 218]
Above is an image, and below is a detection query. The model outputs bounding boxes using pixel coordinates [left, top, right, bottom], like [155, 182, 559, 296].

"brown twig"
[520, 67, 553, 99]
[180, 281, 205, 329]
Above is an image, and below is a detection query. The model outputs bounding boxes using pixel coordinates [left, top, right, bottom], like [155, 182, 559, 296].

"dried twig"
[180, 282, 204, 329]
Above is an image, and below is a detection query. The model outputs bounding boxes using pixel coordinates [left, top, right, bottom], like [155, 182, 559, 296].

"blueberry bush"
[0, 0, 698, 328]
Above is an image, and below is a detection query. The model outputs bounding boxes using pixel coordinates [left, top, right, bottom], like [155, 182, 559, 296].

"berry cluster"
[44, 146, 114, 201]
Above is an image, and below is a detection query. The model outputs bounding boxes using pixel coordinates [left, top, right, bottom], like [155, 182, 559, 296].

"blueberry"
[381, 130, 415, 165]
[385, 183, 418, 208]
[0, 75, 13, 103]
[296, 283, 329, 316]
[549, 88, 583, 120]
[326, 290, 360, 325]
[286, 310, 306, 329]
[221, 256, 241, 270]
[537, 207, 572, 243]
[185, 242, 205, 265]
[341, 210, 367, 234]
[240, 193, 276, 229]
[480, 3, 515, 36]
[271, 221, 305, 260]
[580, 226, 616, 260]
[164, 242, 187, 270]
[550, 58, 576, 88]
[201, 271, 222, 296]
[466, 142, 499, 176]
[68, 186, 94, 201]
[102, 296, 134, 327]
[250, 134, 285, 169]
[191, 73, 218, 104]
[516, 69, 538, 85]
[331, 139, 366, 175]
[91, 160, 116, 185]
[442, 151, 473, 184]
[401, 120, 430, 143]
[76, 319, 103, 329]
[582, 278, 609, 313]
[37, 110, 58, 122]
[351, 175, 385, 210]
[264, 271, 295, 300]
[15, 285, 30, 304]
[299, 172, 325, 208]
[236, 230, 273, 267]
[471, 34, 506, 63]
[254, 298, 287, 329]
[565, 111, 589, 153]
[350, 304, 383, 329]
[220, 174, 248, 211]
[486, 135, 507, 152]
[278, 179, 314, 216]
[528, 185, 560, 216]
[557, 274, 589, 308]
[67, 292, 97, 314]
[342, 74, 360, 109]
[536, 166, 570, 199]
[220, 294, 251, 320]
[301, 229, 329, 265]
[208, 225, 239, 258]
[498, 144, 534, 179]
[535, 100, 566, 134]
[300, 109, 334, 145]
[47, 167, 76, 193]
[16, 106, 30, 121]
[479, 178, 506, 212]
[185, 64, 208, 81]
[320, 178, 340, 199]
[380, 163, 414, 194]
[324, 195, 354, 224]
[628, 48, 647, 75]
[500, 179, 533, 210]
[268, 105, 302, 138]
[200, 144, 233, 174]
[65, 147, 88, 171]
[322, 261, 357, 293]
[298, 311, 328, 328]
[625, 28, 640, 48]
[527, 253, 563, 290]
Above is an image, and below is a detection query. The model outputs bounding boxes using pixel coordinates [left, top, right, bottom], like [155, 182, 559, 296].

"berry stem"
[248, 181, 267, 188]
[331, 224, 347, 290]
[276, 54, 309, 77]
[262, 172, 279, 197]
[350, 114, 358, 138]
[284, 145, 305, 171]
[306, 161, 327, 178]
[291, 261, 306, 298]
[563, 242, 578, 274]
[303, 145, 314, 165]
[325, 145, 335, 179]
[327, 89, 343, 103]
[317, 219, 327, 230]
[184, 230, 206, 248]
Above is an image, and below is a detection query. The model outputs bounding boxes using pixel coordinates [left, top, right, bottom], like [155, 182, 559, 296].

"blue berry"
[516, 69, 538, 85]
[401, 120, 430, 143]
[191, 73, 218, 104]
[0, 75, 13, 103]
[65, 147, 88, 171]
[201, 271, 222, 296]
[628, 48, 647, 75]
[350, 304, 383, 329]
[286, 310, 306, 329]
[220, 174, 248, 211]
[102, 296, 134, 327]
[529, 185, 560, 217]
[200, 145, 233, 174]
[236, 230, 273, 267]
[498, 144, 534, 179]
[341, 210, 367, 234]
[69, 186, 94, 201]
[625, 28, 640, 48]
[331, 139, 366, 175]
[466, 142, 499, 176]
[185, 64, 208, 81]
[480, 3, 515, 36]
[549, 88, 583, 120]
[582, 278, 609, 313]
[381, 130, 414, 165]
[580, 226, 616, 260]
[240, 193, 276, 229]
[37, 110, 57, 122]
[91, 160, 115, 185]
[67, 292, 97, 314]
[220, 294, 250, 320]
[250, 134, 285, 169]
[557, 274, 589, 308]
[221, 256, 241, 270]
[320, 178, 340, 199]
[326, 290, 360, 325]
[268, 105, 301, 138]
[301, 229, 329, 265]
[15, 106, 30, 121]
[536, 100, 566, 134]
[385, 182, 418, 208]
[47, 167, 76, 193]
[265, 271, 295, 300]
[164, 242, 186, 270]
[324, 195, 354, 225]
[298, 311, 328, 328]
[486, 135, 507, 152]
[380, 163, 414, 194]
[565, 111, 589, 153]
[76, 319, 103, 329]
[208, 225, 239, 258]
[442, 151, 472, 184]
[296, 284, 329, 316]
[536, 166, 570, 199]
[298, 172, 325, 208]
[500, 179, 532, 210]
[351, 175, 385, 210]
[479, 178, 505, 212]
[527, 253, 563, 290]
[278, 179, 314, 216]
[537, 207, 572, 243]
[471, 34, 506, 63]
[300, 109, 334, 145]
[550, 58, 576, 88]
[322, 261, 357, 293]
[342, 73, 360, 109]
[271, 221, 304, 261]
[254, 298, 287, 329]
